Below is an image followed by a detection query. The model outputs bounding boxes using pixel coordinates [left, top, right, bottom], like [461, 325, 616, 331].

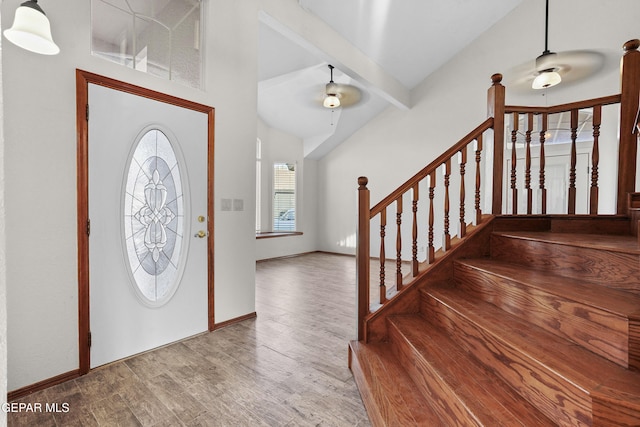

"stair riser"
[422, 292, 593, 427]
[490, 235, 640, 294]
[454, 262, 630, 368]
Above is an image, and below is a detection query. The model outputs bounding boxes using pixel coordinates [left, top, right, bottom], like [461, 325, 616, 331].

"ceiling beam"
[259, 0, 411, 110]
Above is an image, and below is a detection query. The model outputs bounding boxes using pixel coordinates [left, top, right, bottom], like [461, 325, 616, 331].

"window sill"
[256, 231, 303, 239]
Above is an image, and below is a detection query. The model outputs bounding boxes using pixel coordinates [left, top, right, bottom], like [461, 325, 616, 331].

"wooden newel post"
[618, 39, 640, 214]
[356, 176, 370, 341]
[488, 73, 505, 215]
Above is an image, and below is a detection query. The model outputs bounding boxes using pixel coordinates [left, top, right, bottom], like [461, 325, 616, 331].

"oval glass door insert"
[123, 128, 187, 306]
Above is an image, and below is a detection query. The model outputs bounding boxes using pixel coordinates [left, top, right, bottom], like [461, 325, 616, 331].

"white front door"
[88, 83, 210, 368]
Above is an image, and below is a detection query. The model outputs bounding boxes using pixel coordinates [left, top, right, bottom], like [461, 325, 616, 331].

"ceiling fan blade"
[311, 82, 363, 109]
[504, 48, 615, 93]
[552, 50, 606, 72]
[334, 83, 362, 108]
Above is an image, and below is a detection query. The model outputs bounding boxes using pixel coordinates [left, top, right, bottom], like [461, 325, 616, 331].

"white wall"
[1, 0, 258, 391]
[256, 118, 318, 260]
[0, 4, 8, 423]
[318, 0, 640, 255]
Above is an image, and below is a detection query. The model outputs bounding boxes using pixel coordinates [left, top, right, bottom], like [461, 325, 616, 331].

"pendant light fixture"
[323, 65, 341, 109]
[532, 0, 560, 90]
[3, 0, 60, 55]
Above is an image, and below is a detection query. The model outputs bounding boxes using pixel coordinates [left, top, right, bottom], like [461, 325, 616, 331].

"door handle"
[194, 230, 208, 238]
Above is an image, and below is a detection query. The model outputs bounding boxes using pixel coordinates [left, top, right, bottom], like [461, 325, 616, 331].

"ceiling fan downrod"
[543, 0, 550, 55]
[532, 0, 561, 89]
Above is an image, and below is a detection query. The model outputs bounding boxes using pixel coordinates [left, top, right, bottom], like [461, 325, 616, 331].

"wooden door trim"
[76, 70, 215, 375]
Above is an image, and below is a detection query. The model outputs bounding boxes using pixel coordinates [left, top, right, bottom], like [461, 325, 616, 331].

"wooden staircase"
[350, 39, 640, 426]
[349, 217, 640, 426]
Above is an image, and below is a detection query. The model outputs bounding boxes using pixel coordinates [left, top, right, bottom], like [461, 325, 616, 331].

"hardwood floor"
[8, 252, 371, 426]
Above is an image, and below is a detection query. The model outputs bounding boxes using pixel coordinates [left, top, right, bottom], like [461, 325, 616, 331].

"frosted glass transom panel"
[91, 0, 203, 89]
[124, 128, 186, 305]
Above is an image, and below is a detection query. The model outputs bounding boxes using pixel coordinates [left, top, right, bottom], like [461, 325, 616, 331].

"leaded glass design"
[124, 128, 186, 305]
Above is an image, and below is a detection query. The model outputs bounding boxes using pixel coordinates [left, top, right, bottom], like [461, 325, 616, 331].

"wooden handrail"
[370, 118, 494, 217]
[505, 94, 621, 115]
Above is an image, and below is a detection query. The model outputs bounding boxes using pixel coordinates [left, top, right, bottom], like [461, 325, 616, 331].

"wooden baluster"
[590, 105, 602, 215]
[443, 160, 451, 251]
[525, 113, 533, 214]
[396, 196, 403, 290]
[568, 109, 578, 214]
[459, 147, 467, 238]
[356, 177, 370, 341]
[411, 183, 419, 277]
[538, 113, 548, 214]
[474, 135, 483, 224]
[428, 172, 436, 263]
[510, 112, 519, 214]
[379, 208, 387, 304]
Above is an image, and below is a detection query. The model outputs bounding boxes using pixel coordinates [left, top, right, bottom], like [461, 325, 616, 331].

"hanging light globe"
[3, 1, 60, 55]
[532, 69, 562, 89]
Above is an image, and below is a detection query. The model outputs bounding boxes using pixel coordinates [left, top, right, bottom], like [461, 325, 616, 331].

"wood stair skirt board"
[349, 218, 640, 426]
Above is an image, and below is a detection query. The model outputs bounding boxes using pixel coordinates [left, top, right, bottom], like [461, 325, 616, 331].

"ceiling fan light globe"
[323, 94, 340, 108]
[532, 70, 561, 89]
[3, 2, 59, 55]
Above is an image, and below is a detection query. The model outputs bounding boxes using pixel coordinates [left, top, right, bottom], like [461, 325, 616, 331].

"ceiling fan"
[320, 64, 362, 109]
[505, 0, 609, 92]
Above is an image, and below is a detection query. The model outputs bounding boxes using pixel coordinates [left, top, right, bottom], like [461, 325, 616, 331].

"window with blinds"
[272, 163, 296, 231]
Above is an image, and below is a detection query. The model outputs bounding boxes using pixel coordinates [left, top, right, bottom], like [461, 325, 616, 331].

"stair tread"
[424, 284, 640, 399]
[456, 258, 640, 317]
[494, 231, 640, 255]
[389, 314, 556, 426]
[349, 340, 443, 426]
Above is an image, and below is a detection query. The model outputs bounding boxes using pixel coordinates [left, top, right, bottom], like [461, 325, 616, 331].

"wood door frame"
[76, 70, 215, 374]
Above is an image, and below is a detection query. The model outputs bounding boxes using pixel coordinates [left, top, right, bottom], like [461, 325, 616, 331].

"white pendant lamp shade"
[4, 1, 60, 55]
[532, 70, 562, 89]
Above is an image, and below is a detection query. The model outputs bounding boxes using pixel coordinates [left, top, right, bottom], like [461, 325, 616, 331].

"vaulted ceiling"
[257, 0, 525, 159]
